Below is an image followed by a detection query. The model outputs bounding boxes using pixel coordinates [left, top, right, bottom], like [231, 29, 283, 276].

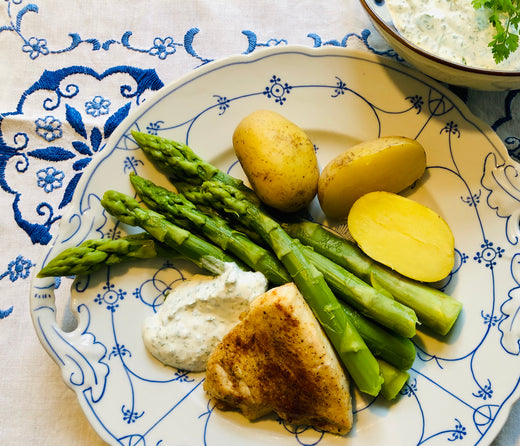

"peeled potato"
[348, 191, 455, 282]
[233, 110, 319, 213]
[318, 136, 426, 220]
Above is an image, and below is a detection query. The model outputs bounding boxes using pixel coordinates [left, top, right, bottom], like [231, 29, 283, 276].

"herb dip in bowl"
[360, 0, 520, 90]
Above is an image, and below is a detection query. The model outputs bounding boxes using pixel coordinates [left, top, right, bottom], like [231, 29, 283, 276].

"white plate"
[30, 46, 520, 445]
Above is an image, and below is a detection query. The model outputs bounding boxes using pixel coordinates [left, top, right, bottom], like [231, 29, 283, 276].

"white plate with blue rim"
[30, 45, 520, 445]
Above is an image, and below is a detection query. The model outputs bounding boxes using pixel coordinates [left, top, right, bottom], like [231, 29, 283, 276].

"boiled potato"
[348, 191, 454, 282]
[318, 136, 426, 220]
[233, 110, 319, 212]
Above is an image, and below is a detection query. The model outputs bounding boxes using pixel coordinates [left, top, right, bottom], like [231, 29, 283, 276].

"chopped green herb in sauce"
[386, 0, 520, 69]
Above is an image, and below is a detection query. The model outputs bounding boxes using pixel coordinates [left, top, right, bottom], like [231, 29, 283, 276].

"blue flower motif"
[0, 255, 34, 282]
[109, 343, 132, 359]
[146, 121, 164, 135]
[401, 378, 417, 397]
[121, 405, 144, 424]
[263, 75, 292, 105]
[95, 281, 127, 312]
[461, 190, 482, 207]
[22, 36, 50, 59]
[474, 239, 504, 269]
[473, 379, 493, 400]
[35, 116, 63, 141]
[123, 156, 144, 173]
[174, 369, 195, 382]
[85, 96, 111, 117]
[36, 166, 65, 193]
[332, 77, 348, 97]
[407, 95, 424, 113]
[149, 37, 177, 60]
[441, 120, 461, 138]
[214, 95, 230, 115]
[106, 227, 122, 240]
[447, 419, 467, 441]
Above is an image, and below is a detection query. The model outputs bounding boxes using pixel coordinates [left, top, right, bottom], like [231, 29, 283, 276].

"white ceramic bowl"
[360, 0, 520, 91]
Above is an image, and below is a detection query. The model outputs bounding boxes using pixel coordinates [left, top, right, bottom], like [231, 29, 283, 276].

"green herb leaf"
[473, 0, 520, 64]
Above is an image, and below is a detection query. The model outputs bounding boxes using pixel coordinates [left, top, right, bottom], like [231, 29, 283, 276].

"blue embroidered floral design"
[0, 255, 34, 282]
[35, 116, 62, 141]
[60, 103, 110, 207]
[0, 255, 35, 319]
[149, 37, 179, 60]
[2, 1, 400, 71]
[307, 28, 402, 62]
[36, 166, 65, 193]
[85, 96, 111, 117]
[0, 65, 164, 245]
[22, 36, 49, 59]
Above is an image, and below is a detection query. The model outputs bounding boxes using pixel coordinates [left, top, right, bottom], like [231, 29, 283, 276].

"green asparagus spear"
[283, 220, 462, 336]
[179, 180, 384, 396]
[377, 359, 410, 400]
[40, 223, 416, 370]
[129, 173, 290, 286]
[40, 219, 416, 371]
[37, 233, 176, 278]
[130, 132, 460, 334]
[296, 239, 417, 338]
[131, 131, 259, 203]
[131, 131, 223, 184]
[100, 190, 243, 275]
[340, 302, 416, 370]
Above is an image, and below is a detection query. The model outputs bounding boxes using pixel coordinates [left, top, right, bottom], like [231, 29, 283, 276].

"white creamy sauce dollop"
[386, 0, 520, 70]
[142, 263, 268, 372]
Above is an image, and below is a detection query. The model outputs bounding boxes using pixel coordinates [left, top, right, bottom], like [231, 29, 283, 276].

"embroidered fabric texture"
[1, 1, 519, 445]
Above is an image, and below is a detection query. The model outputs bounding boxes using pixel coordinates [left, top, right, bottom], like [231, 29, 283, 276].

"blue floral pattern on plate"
[30, 46, 520, 445]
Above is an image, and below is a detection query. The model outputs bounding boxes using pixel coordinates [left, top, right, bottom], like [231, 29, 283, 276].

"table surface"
[1, 1, 520, 445]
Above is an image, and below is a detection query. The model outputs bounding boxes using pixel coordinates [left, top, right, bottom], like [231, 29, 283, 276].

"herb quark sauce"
[386, 0, 520, 70]
[142, 263, 268, 372]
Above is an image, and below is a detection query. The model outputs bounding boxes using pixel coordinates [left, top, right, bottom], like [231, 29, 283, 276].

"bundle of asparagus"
[38, 131, 463, 400]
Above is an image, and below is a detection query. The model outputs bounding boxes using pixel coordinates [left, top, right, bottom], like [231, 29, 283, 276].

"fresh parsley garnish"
[472, 0, 520, 64]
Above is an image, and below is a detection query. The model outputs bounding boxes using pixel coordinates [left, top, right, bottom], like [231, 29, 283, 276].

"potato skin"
[348, 191, 455, 282]
[233, 110, 319, 213]
[318, 136, 426, 220]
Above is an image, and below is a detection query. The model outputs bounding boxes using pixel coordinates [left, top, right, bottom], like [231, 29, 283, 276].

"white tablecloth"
[1, 1, 519, 444]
